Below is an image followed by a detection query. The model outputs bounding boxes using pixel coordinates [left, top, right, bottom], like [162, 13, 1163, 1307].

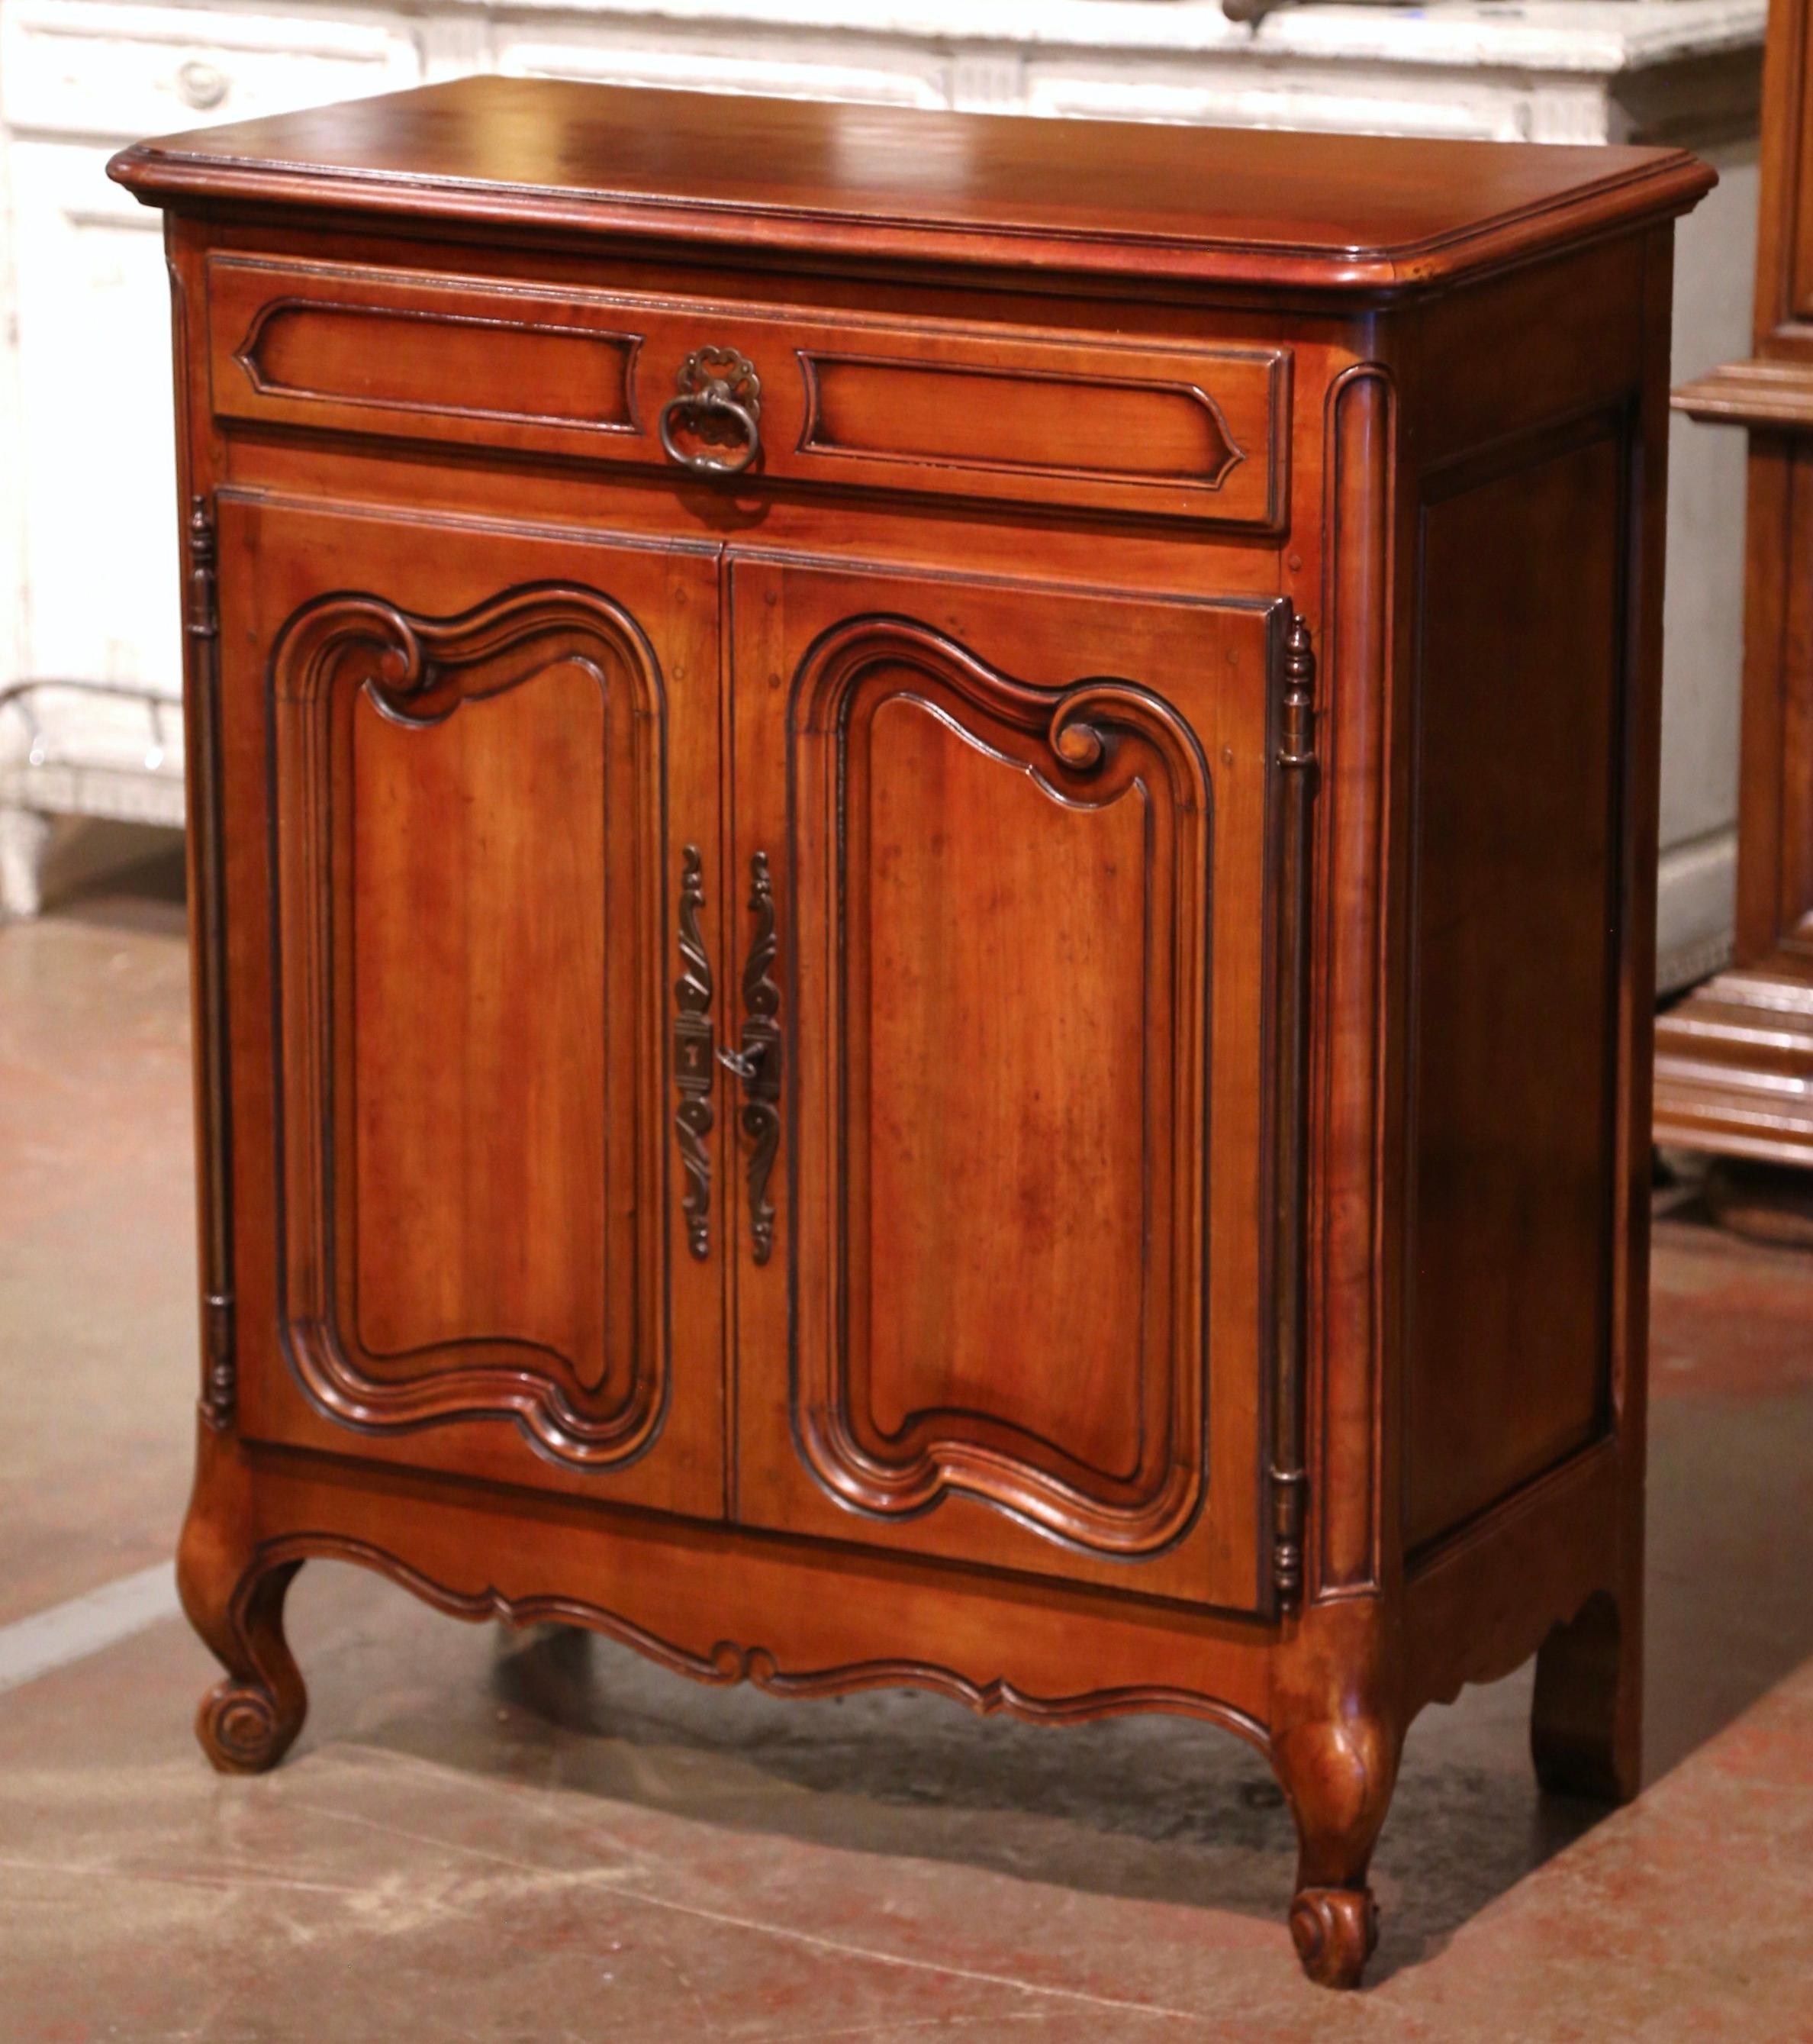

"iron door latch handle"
[672, 845, 715, 1259]
[729, 852, 782, 1263]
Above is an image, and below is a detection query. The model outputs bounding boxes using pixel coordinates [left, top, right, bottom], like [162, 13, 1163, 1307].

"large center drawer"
[204, 253, 1289, 527]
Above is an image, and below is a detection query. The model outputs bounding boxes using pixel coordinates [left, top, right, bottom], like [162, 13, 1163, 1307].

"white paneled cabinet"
[0, 0, 420, 911]
[12, 141, 176, 692]
[0, 0, 1765, 983]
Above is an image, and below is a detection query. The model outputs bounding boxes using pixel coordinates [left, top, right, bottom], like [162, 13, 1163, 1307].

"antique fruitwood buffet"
[110, 81, 1710, 1988]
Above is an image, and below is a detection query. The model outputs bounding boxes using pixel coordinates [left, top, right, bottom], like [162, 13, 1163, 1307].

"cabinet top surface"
[109, 75, 1712, 297]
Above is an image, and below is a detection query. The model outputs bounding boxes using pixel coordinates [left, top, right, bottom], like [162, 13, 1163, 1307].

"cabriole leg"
[1270, 1702, 1400, 1988]
[176, 1427, 308, 1774]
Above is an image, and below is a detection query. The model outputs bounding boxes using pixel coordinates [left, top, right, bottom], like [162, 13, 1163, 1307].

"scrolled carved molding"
[198, 1678, 298, 1775]
[270, 580, 672, 1467]
[240, 1530, 1274, 1750]
[787, 614, 1212, 1556]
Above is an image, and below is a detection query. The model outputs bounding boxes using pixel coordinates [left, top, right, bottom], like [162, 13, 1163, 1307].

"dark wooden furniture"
[1659, 0, 1813, 1168]
[111, 80, 1709, 1988]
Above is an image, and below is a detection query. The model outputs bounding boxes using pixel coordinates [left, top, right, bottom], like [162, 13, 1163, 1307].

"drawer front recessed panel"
[206, 254, 1287, 527]
[795, 336, 1284, 523]
[208, 257, 644, 456]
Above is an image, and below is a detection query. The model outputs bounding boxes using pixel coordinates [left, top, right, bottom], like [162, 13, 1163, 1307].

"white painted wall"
[0, 0, 1767, 976]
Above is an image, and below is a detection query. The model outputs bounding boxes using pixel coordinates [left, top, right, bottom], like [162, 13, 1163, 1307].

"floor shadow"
[313, 1235, 1813, 1989]
[311, 1578, 1610, 1985]
[275, 1193, 1813, 1987]
[295, 1194, 1813, 1988]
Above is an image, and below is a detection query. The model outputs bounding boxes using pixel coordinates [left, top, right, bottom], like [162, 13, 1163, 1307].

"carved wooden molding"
[1673, 355, 1813, 430]
[1403, 1437, 1621, 1711]
[269, 582, 671, 1465]
[240, 1528, 1274, 1750]
[787, 615, 1213, 1557]
[1311, 361, 1396, 1604]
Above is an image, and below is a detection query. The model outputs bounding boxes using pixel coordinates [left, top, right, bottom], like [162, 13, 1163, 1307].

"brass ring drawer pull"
[659, 346, 762, 477]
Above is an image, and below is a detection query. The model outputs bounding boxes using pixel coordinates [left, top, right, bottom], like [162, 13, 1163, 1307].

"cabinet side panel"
[1404, 421, 1626, 1554]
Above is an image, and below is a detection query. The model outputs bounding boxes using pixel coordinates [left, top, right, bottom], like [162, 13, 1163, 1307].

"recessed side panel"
[794, 335, 1286, 522]
[1405, 418, 1627, 1553]
[803, 357, 1237, 483]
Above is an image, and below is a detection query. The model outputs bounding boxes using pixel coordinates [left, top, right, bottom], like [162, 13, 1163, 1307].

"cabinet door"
[217, 498, 724, 1517]
[727, 559, 1280, 1610]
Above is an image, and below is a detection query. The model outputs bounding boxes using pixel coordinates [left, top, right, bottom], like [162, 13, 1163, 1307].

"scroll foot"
[1289, 1885, 1379, 1988]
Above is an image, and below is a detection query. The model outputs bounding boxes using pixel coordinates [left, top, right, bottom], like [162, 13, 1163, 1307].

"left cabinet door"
[212, 496, 726, 1518]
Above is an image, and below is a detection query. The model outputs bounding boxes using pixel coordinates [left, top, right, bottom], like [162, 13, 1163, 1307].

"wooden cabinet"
[111, 77, 1708, 1989]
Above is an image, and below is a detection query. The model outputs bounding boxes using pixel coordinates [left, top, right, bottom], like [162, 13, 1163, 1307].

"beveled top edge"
[108, 76, 1717, 298]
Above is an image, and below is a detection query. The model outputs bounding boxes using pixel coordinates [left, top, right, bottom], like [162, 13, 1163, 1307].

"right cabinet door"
[728, 559, 1281, 1612]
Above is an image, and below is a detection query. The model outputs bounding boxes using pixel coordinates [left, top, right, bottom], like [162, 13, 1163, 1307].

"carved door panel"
[215, 496, 724, 1516]
[728, 559, 1281, 1610]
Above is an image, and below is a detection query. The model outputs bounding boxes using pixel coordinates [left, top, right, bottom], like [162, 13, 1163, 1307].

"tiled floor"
[1, 837, 1809, 2042]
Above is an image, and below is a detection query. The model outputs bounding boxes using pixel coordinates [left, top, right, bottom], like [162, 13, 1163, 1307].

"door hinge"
[187, 490, 236, 1432]
[1279, 614, 1317, 773]
[186, 495, 219, 642]
[1270, 611, 1317, 1608]
[1270, 1466, 1309, 1604]
[201, 1291, 236, 1428]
